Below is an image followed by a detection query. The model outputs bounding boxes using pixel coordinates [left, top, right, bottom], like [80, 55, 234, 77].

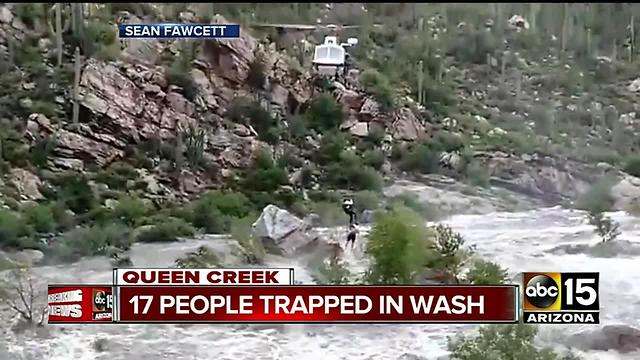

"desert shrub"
[166, 42, 198, 101]
[53, 172, 96, 214]
[0, 210, 33, 249]
[449, 27, 500, 64]
[30, 135, 56, 169]
[54, 223, 132, 261]
[312, 257, 352, 285]
[136, 217, 195, 243]
[464, 259, 509, 285]
[309, 201, 345, 227]
[314, 131, 348, 165]
[323, 153, 383, 192]
[448, 324, 580, 360]
[22, 204, 55, 234]
[465, 161, 491, 188]
[305, 93, 344, 131]
[226, 98, 281, 144]
[192, 191, 253, 233]
[396, 142, 441, 174]
[575, 177, 615, 214]
[240, 148, 289, 193]
[365, 205, 432, 284]
[95, 162, 139, 191]
[174, 246, 221, 268]
[15, 4, 45, 28]
[623, 155, 640, 177]
[425, 224, 470, 281]
[110, 195, 149, 226]
[352, 191, 382, 212]
[230, 217, 265, 264]
[359, 69, 395, 110]
[363, 148, 385, 170]
[387, 193, 439, 220]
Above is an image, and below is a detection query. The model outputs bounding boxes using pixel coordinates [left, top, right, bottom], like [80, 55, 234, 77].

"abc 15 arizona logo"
[92, 288, 113, 321]
[522, 272, 600, 324]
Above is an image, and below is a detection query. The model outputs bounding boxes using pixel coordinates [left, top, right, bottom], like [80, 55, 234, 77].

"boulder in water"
[548, 240, 640, 258]
[252, 205, 319, 256]
[566, 325, 640, 353]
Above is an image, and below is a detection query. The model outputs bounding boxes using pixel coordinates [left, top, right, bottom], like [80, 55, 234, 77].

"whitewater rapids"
[1, 206, 639, 360]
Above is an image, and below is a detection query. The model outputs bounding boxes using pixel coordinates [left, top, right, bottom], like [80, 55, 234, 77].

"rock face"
[611, 175, 640, 210]
[567, 325, 640, 353]
[481, 152, 590, 203]
[8, 168, 43, 201]
[252, 205, 319, 256]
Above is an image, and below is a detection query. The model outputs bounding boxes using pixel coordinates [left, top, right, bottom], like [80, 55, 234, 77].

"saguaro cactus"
[72, 46, 81, 126]
[48, 4, 71, 68]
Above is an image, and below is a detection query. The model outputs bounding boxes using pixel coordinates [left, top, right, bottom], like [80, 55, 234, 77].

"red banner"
[48, 285, 113, 323]
[117, 285, 518, 323]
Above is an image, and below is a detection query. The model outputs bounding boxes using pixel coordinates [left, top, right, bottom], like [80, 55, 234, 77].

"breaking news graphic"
[47, 268, 519, 324]
[48, 286, 113, 323]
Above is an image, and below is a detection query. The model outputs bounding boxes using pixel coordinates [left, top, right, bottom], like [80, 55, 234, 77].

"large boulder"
[392, 108, 428, 141]
[567, 325, 640, 353]
[611, 175, 640, 210]
[8, 168, 43, 201]
[483, 153, 589, 203]
[252, 205, 319, 256]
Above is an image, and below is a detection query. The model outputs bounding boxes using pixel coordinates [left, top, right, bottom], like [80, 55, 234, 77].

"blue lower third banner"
[119, 24, 240, 39]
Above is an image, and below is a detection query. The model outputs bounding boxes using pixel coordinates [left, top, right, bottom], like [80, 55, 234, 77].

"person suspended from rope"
[342, 198, 357, 226]
[346, 223, 359, 249]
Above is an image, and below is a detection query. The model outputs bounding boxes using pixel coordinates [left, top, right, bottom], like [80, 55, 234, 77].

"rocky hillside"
[1, 3, 640, 259]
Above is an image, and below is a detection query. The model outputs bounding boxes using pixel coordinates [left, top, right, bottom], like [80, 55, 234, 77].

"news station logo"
[523, 272, 599, 324]
[92, 288, 113, 321]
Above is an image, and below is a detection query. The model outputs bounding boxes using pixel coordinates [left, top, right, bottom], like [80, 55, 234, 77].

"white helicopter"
[312, 34, 358, 79]
[250, 23, 364, 81]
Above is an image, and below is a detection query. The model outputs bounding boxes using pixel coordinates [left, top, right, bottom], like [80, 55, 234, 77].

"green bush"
[305, 93, 344, 131]
[111, 195, 149, 226]
[623, 155, 640, 177]
[240, 148, 289, 193]
[166, 42, 198, 101]
[15, 4, 45, 28]
[575, 177, 615, 214]
[363, 148, 385, 170]
[0, 210, 30, 249]
[226, 98, 281, 144]
[464, 259, 509, 285]
[425, 224, 469, 281]
[359, 69, 395, 110]
[352, 191, 382, 212]
[312, 257, 351, 285]
[396, 142, 441, 174]
[314, 131, 348, 166]
[30, 135, 56, 169]
[54, 223, 132, 262]
[365, 205, 433, 284]
[230, 217, 265, 264]
[22, 204, 55, 234]
[448, 324, 580, 360]
[136, 217, 195, 243]
[387, 193, 439, 220]
[192, 191, 253, 233]
[53, 172, 96, 214]
[309, 201, 345, 227]
[465, 161, 491, 188]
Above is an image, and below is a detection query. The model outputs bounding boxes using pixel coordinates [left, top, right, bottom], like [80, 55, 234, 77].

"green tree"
[365, 205, 432, 284]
